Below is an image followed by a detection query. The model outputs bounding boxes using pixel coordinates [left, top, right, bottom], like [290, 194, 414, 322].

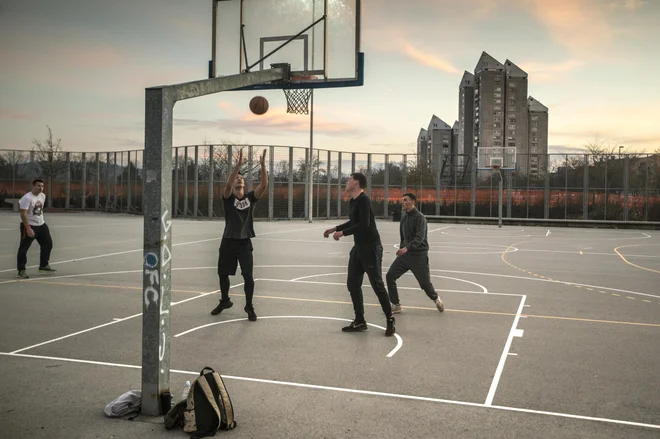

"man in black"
[324, 173, 395, 336]
[211, 149, 268, 321]
[386, 193, 444, 314]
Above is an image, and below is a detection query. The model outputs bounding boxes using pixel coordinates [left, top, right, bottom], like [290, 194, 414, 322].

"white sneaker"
[391, 303, 402, 314]
[435, 298, 444, 312]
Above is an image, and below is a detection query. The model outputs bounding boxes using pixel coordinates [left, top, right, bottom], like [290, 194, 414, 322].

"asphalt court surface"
[0, 211, 659, 438]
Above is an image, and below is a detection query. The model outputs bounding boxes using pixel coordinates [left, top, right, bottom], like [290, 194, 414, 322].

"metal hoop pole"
[308, 89, 314, 223]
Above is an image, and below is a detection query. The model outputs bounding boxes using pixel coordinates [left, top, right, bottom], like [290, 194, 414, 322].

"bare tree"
[1, 150, 28, 198]
[32, 126, 66, 207]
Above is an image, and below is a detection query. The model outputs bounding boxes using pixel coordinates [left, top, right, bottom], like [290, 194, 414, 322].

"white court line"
[7, 284, 243, 354]
[485, 295, 527, 406]
[290, 272, 490, 294]
[0, 226, 317, 275]
[259, 278, 485, 295]
[546, 229, 551, 237]
[174, 315, 404, 358]
[1, 352, 659, 431]
[3, 264, 657, 300]
[429, 226, 451, 233]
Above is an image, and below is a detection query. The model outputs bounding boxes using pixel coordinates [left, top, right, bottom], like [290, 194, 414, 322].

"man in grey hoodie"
[386, 193, 444, 314]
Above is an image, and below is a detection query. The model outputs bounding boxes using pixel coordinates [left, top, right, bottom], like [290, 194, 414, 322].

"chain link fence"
[1, 147, 658, 222]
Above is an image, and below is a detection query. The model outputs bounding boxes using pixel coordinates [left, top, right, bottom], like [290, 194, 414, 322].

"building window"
[510, 83, 517, 88]
[495, 87, 502, 92]
[494, 105, 501, 110]
[495, 99, 501, 104]
[531, 116, 538, 121]
[494, 93, 502, 98]
[495, 75, 502, 80]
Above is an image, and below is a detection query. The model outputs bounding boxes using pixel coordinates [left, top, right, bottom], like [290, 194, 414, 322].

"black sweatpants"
[347, 244, 392, 320]
[17, 223, 53, 271]
[217, 238, 255, 306]
[386, 252, 438, 305]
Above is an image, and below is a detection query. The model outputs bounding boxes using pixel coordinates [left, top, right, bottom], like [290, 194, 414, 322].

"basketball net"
[491, 164, 503, 181]
[283, 88, 312, 115]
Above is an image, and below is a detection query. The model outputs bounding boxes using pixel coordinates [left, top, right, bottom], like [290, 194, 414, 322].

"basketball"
[249, 96, 269, 115]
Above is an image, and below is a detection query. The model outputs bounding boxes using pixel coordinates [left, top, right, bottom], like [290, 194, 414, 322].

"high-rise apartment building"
[527, 96, 549, 176]
[474, 52, 506, 153]
[458, 71, 475, 165]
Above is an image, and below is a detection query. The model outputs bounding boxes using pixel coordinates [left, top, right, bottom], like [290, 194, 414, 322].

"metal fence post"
[113, 152, 118, 210]
[65, 152, 71, 209]
[351, 153, 356, 173]
[366, 153, 372, 198]
[645, 155, 650, 222]
[384, 154, 389, 218]
[470, 154, 476, 217]
[435, 153, 441, 216]
[193, 145, 199, 217]
[402, 154, 407, 194]
[127, 151, 132, 211]
[337, 152, 342, 218]
[288, 147, 294, 220]
[583, 154, 589, 220]
[183, 146, 189, 216]
[304, 148, 309, 220]
[504, 171, 511, 218]
[544, 154, 550, 219]
[268, 145, 274, 220]
[623, 156, 630, 221]
[564, 154, 568, 220]
[81, 153, 87, 210]
[208, 145, 214, 218]
[95, 153, 100, 209]
[173, 148, 179, 217]
[327, 150, 332, 218]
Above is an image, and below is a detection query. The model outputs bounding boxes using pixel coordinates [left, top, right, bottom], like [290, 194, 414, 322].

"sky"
[1, 0, 659, 155]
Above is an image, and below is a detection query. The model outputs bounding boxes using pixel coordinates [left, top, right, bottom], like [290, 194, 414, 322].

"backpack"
[180, 367, 237, 438]
[104, 390, 141, 418]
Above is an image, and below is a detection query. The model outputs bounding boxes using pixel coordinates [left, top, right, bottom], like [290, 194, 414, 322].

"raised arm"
[223, 150, 243, 199]
[253, 149, 268, 200]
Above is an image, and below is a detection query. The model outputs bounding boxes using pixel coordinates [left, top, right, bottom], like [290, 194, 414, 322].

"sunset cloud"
[0, 109, 34, 120]
[524, 0, 614, 52]
[402, 44, 460, 74]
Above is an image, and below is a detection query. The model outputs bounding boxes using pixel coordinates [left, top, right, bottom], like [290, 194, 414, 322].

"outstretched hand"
[260, 149, 267, 168]
[323, 228, 335, 238]
[236, 150, 244, 169]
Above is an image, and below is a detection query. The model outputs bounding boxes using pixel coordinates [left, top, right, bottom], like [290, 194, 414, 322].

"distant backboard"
[477, 147, 517, 170]
[210, 0, 363, 90]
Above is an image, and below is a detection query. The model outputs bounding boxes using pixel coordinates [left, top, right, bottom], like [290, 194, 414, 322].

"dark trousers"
[347, 244, 392, 320]
[217, 238, 255, 305]
[17, 223, 53, 270]
[386, 252, 438, 305]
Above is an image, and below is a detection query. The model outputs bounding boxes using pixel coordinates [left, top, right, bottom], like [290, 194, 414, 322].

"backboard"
[477, 147, 517, 170]
[210, 0, 363, 90]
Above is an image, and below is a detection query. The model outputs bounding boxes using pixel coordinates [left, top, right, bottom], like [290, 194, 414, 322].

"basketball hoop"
[282, 75, 316, 115]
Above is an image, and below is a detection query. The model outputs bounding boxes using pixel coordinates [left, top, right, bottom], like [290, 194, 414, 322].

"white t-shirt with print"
[19, 192, 46, 226]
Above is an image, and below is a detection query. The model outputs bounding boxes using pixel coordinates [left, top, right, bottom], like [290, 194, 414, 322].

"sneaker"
[342, 320, 367, 332]
[39, 266, 57, 273]
[17, 270, 29, 279]
[211, 300, 233, 315]
[385, 317, 396, 337]
[435, 298, 445, 312]
[391, 303, 402, 314]
[244, 305, 257, 321]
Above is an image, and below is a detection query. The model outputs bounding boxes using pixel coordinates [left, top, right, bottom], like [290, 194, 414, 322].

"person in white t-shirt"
[16, 179, 56, 279]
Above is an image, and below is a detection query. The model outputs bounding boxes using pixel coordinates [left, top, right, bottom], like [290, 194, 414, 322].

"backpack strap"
[199, 367, 215, 375]
[197, 376, 222, 431]
[210, 372, 236, 429]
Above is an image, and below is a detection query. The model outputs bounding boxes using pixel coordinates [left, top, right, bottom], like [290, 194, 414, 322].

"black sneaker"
[17, 270, 29, 279]
[211, 300, 233, 315]
[385, 317, 396, 337]
[342, 320, 367, 332]
[244, 305, 257, 321]
[39, 266, 57, 273]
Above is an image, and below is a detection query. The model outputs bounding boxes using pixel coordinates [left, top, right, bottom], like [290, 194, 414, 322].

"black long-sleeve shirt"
[399, 208, 429, 253]
[335, 192, 381, 246]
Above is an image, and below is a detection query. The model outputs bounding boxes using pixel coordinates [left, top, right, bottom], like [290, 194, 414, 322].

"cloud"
[402, 45, 460, 74]
[524, 0, 620, 54]
[0, 108, 34, 120]
[517, 59, 583, 82]
[176, 106, 364, 138]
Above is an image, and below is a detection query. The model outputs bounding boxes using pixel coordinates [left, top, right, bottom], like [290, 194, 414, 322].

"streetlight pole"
[619, 145, 624, 159]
